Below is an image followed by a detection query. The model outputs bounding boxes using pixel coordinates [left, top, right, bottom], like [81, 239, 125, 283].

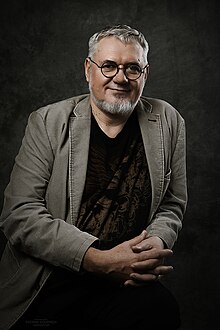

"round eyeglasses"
[88, 57, 148, 81]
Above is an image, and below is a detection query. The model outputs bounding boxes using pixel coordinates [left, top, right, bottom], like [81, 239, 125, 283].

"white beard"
[90, 89, 136, 116]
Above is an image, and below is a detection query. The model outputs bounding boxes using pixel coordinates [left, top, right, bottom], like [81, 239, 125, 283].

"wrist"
[146, 236, 165, 249]
[82, 246, 108, 274]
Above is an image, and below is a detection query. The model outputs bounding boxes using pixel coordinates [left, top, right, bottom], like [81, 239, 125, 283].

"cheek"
[130, 83, 142, 96]
[135, 80, 145, 95]
[89, 74, 108, 94]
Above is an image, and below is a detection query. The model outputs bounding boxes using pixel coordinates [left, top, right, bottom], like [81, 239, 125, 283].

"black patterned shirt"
[76, 110, 152, 249]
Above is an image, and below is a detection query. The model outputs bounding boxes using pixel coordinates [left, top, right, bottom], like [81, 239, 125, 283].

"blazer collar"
[69, 96, 91, 224]
[72, 95, 91, 118]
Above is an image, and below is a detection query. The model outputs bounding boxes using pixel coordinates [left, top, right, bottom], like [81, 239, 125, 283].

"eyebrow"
[101, 59, 141, 66]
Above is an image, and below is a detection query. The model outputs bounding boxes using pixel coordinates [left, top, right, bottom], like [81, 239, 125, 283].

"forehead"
[94, 36, 145, 64]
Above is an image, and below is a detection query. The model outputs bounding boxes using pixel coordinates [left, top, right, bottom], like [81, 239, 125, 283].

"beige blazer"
[0, 94, 187, 329]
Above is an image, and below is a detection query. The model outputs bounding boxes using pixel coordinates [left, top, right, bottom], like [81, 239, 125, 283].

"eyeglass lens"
[101, 62, 142, 80]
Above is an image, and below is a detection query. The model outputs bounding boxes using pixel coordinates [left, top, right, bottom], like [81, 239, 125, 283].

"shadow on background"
[0, 0, 220, 329]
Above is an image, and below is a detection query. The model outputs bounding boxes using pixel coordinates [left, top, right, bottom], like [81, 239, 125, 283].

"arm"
[146, 119, 187, 249]
[82, 231, 173, 285]
[124, 118, 187, 285]
[0, 111, 97, 271]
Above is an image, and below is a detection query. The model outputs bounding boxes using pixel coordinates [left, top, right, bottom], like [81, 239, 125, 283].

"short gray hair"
[88, 24, 149, 63]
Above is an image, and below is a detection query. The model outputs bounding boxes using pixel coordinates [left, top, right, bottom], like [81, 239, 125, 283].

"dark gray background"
[0, 0, 220, 329]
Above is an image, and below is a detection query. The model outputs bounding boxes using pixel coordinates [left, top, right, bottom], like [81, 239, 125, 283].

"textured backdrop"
[0, 1, 220, 329]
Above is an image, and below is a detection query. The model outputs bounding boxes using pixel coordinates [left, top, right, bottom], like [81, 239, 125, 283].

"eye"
[127, 64, 142, 74]
[101, 62, 117, 72]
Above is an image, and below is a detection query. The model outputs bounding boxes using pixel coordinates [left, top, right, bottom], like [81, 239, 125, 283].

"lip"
[109, 88, 131, 93]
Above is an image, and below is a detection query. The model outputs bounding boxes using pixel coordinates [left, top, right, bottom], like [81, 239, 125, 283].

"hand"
[82, 231, 173, 285]
[124, 247, 173, 286]
[82, 231, 148, 283]
[125, 233, 173, 286]
[132, 233, 165, 252]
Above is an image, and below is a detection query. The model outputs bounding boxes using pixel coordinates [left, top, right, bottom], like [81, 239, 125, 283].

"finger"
[132, 236, 153, 252]
[127, 230, 148, 247]
[124, 279, 146, 287]
[130, 272, 158, 283]
[152, 265, 174, 275]
[131, 258, 162, 271]
[133, 248, 173, 265]
[145, 248, 173, 259]
[132, 242, 153, 253]
[129, 266, 174, 283]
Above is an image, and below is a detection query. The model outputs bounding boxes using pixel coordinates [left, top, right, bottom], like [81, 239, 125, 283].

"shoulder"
[27, 94, 89, 132]
[140, 96, 185, 128]
[26, 94, 89, 149]
[35, 94, 89, 122]
[141, 96, 183, 118]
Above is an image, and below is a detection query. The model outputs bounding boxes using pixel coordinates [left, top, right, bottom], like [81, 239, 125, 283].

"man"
[0, 25, 187, 329]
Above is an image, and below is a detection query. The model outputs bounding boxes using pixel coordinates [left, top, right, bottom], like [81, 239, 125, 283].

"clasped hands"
[83, 230, 173, 286]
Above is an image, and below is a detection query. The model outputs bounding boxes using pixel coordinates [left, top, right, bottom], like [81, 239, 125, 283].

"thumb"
[128, 230, 148, 247]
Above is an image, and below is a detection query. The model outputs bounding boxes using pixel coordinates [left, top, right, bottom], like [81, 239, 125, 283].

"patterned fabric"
[76, 111, 151, 249]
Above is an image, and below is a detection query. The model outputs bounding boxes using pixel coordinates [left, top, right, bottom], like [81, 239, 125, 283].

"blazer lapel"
[137, 101, 165, 221]
[69, 97, 91, 225]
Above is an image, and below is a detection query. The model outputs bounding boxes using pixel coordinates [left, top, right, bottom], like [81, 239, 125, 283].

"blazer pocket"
[0, 242, 21, 287]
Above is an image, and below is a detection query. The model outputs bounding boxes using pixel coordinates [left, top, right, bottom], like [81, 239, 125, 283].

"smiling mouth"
[110, 88, 131, 93]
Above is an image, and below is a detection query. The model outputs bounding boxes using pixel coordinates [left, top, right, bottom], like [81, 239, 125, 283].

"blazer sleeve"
[146, 117, 187, 248]
[0, 111, 98, 271]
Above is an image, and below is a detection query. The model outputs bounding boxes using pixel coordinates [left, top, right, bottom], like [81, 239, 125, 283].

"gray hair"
[88, 24, 149, 63]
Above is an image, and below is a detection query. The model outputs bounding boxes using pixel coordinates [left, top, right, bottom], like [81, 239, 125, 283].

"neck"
[91, 104, 132, 138]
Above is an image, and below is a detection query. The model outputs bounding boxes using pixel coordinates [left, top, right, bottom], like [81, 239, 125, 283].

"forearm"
[0, 111, 98, 271]
[1, 203, 97, 272]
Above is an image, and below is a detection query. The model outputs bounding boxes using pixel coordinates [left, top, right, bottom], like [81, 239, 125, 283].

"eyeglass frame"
[88, 57, 149, 81]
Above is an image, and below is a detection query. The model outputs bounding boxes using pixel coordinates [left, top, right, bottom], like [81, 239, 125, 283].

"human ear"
[145, 65, 150, 80]
[84, 58, 91, 82]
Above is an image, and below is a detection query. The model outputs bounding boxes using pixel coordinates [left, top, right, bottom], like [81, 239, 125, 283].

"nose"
[113, 65, 128, 83]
